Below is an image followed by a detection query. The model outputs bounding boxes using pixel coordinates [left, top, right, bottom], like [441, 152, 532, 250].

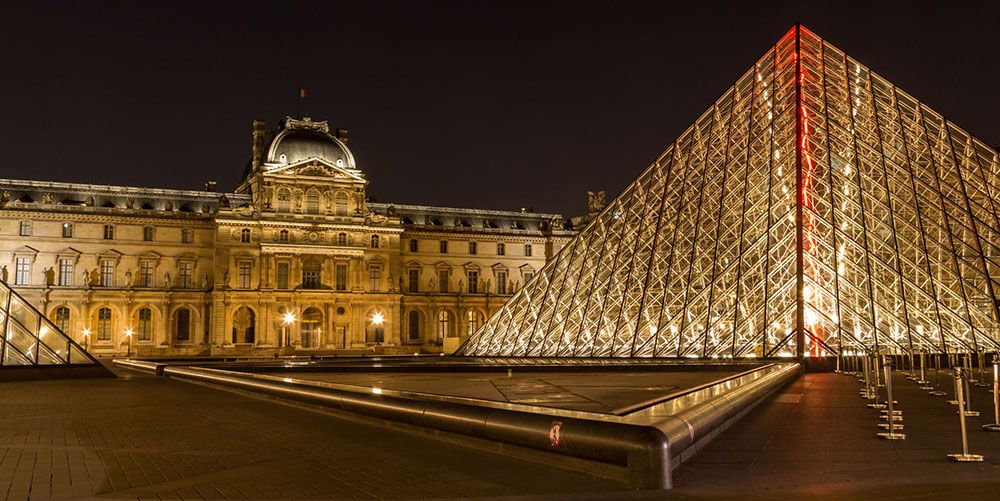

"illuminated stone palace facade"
[0, 117, 575, 356]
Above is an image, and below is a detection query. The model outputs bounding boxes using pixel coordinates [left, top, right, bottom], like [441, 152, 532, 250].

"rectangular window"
[55, 307, 70, 332]
[19, 221, 30, 236]
[100, 260, 114, 287]
[496, 271, 507, 294]
[439, 240, 448, 253]
[497, 242, 505, 255]
[335, 263, 348, 291]
[306, 192, 320, 214]
[182, 228, 194, 243]
[58, 259, 73, 286]
[179, 262, 193, 288]
[140, 261, 154, 287]
[15, 257, 30, 285]
[438, 270, 449, 293]
[97, 309, 112, 340]
[524, 271, 534, 283]
[409, 239, 418, 252]
[103, 225, 114, 240]
[137, 309, 152, 341]
[467, 270, 478, 293]
[143, 226, 154, 241]
[62, 222, 73, 238]
[408, 269, 419, 292]
[238, 262, 252, 289]
[524, 244, 532, 257]
[369, 265, 381, 291]
[277, 262, 290, 290]
[468, 241, 477, 254]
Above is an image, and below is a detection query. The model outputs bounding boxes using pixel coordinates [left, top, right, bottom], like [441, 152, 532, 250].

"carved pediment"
[265, 158, 364, 181]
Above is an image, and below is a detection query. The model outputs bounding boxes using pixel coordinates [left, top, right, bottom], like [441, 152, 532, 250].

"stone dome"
[265, 117, 356, 170]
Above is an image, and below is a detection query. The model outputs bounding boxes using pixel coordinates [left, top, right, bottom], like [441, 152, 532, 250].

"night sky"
[2, 1, 998, 218]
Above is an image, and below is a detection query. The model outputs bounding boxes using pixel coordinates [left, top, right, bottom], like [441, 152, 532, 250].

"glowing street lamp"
[371, 312, 385, 345]
[82, 328, 90, 351]
[281, 312, 296, 347]
[125, 328, 133, 358]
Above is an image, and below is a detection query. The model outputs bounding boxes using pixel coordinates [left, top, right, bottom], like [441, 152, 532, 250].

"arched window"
[437, 310, 452, 341]
[337, 233, 348, 245]
[466, 310, 483, 335]
[276, 189, 291, 213]
[306, 190, 320, 214]
[137, 308, 152, 341]
[335, 192, 349, 216]
[371, 235, 379, 248]
[54, 306, 70, 333]
[279, 229, 289, 243]
[174, 308, 191, 342]
[96, 308, 112, 340]
[301, 307, 322, 348]
[408, 311, 420, 341]
[241, 228, 251, 243]
[232, 307, 255, 344]
[302, 258, 321, 289]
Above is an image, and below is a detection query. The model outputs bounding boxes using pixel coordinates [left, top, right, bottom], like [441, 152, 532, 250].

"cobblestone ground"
[0, 367, 627, 500]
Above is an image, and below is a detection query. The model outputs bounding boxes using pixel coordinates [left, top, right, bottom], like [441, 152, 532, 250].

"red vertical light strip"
[799, 50, 823, 357]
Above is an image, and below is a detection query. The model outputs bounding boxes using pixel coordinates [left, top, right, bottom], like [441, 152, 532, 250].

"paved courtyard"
[0, 365, 626, 500]
[7, 362, 1000, 499]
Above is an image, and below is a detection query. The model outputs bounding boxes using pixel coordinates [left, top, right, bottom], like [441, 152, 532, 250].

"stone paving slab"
[0, 366, 628, 500]
[669, 369, 1000, 499]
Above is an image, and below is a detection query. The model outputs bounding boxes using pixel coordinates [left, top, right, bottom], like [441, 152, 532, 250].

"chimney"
[335, 128, 349, 142]
[251, 120, 267, 171]
[205, 181, 217, 192]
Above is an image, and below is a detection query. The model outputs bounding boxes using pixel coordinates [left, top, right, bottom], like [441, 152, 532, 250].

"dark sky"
[2, 1, 998, 217]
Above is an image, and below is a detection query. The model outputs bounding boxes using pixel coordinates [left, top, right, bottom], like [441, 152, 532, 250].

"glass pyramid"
[0, 280, 100, 366]
[459, 25, 1000, 358]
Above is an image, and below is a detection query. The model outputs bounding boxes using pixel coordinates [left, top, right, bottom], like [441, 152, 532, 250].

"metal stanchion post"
[878, 357, 905, 439]
[948, 354, 964, 405]
[983, 362, 1000, 432]
[861, 355, 873, 400]
[963, 357, 979, 417]
[930, 352, 947, 397]
[875, 354, 884, 388]
[918, 350, 931, 388]
[948, 367, 984, 461]
[967, 351, 979, 384]
[975, 351, 989, 387]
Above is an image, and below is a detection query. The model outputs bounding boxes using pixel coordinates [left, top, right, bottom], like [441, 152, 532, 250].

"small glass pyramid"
[0, 280, 100, 366]
[459, 25, 1000, 358]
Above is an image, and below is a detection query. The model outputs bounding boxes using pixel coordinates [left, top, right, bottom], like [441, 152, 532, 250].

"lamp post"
[82, 328, 90, 351]
[125, 328, 133, 358]
[282, 312, 295, 348]
[372, 312, 384, 345]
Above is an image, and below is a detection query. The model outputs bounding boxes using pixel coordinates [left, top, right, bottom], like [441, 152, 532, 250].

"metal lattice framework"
[458, 25, 1000, 358]
[0, 280, 99, 366]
